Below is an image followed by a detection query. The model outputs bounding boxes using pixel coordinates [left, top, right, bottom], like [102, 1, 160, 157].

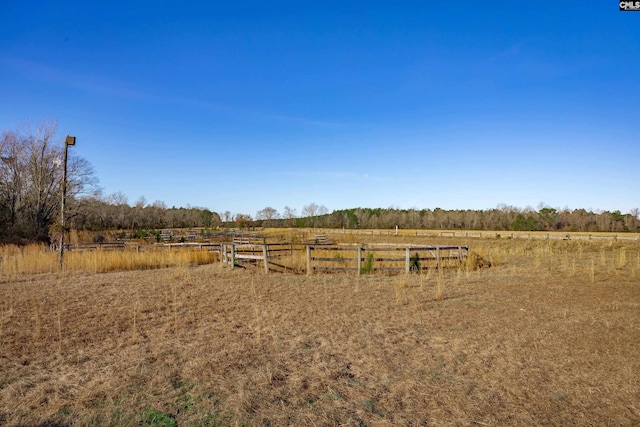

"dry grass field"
[1, 235, 639, 426]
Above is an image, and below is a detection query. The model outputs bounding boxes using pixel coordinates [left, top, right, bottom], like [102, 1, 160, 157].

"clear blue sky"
[1, 1, 638, 217]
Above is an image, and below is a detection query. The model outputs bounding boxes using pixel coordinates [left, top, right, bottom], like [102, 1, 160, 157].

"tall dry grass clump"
[393, 277, 408, 305]
[250, 276, 263, 344]
[1, 245, 218, 276]
[454, 263, 464, 284]
[465, 251, 491, 271]
[31, 298, 41, 343]
[56, 310, 63, 355]
[67, 229, 96, 246]
[434, 269, 445, 301]
[617, 248, 627, 269]
[0, 244, 58, 276]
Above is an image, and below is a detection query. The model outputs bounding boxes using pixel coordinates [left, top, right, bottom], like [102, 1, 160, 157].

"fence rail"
[73, 242, 224, 253]
[297, 228, 640, 242]
[215, 243, 470, 276]
[306, 244, 469, 275]
[432, 231, 640, 241]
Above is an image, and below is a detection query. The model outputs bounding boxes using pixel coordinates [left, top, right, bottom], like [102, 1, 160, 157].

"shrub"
[361, 252, 374, 274]
[132, 229, 147, 239]
[410, 252, 421, 272]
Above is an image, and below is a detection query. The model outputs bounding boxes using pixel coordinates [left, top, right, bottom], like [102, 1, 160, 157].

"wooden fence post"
[263, 245, 269, 274]
[357, 247, 362, 275]
[230, 244, 235, 269]
[436, 246, 441, 270]
[405, 247, 410, 274]
[306, 245, 312, 276]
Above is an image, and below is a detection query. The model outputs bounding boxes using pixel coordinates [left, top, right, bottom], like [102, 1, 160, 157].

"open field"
[1, 236, 639, 426]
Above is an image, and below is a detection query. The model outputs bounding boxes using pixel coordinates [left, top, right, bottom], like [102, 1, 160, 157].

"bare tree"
[0, 131, 24, 233]
[256, 206, 279, 220]
[626, 208, 639, 232]
[20, 121, 63, 240]
[302, 202, 328, 218]
[109, 191, 129, 229]
[234, 213, 252, 228]
[0, 120, 98, 242]
[283, 206, 297, 219]
[235, 213, 252, 221]
[108, 191, 128, 206]
[135, 196, 147, 209]
[131, 196, 147, 229]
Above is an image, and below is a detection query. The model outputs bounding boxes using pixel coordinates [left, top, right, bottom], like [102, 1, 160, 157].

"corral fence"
[306, 244, 469, 275]
[220, 243, 300, 274]
[300, 228, 640, 242]
[300, 234, 333, 245]
[434, 231, 640, 241]
[64, 241, 470, 275]
[73, 242, 222, 253]
[217, 243, 468, 275]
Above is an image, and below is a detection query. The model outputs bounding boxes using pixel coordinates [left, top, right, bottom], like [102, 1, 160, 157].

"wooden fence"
[299, 228, 640, 242]
[76, 242, 222, 252]
[222, 243, 269, 273]
[433, 231, 640, 241]
[70, 239, 471, 276]
[220, 243, 297, 273]
[306, 245, 469, 275]
[211, 243, 470, 276]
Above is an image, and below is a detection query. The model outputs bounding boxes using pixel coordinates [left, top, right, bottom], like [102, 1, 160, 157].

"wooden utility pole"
[59, 136, 76, 270]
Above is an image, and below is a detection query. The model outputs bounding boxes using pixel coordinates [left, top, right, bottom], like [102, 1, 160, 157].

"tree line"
[69, 194, 221, 232]
[251, 205, 640, 233]
[2, 121, 638, 244]
[66, 202, 640, 234]
[1, 121, 221, 243]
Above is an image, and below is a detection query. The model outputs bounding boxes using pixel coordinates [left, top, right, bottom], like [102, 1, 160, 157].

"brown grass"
[1, 236, 639, 426]
[0, 245, 218, 276]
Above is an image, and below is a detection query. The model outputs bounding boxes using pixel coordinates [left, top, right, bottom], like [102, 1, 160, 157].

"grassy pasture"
[1, 235, 639, 426]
